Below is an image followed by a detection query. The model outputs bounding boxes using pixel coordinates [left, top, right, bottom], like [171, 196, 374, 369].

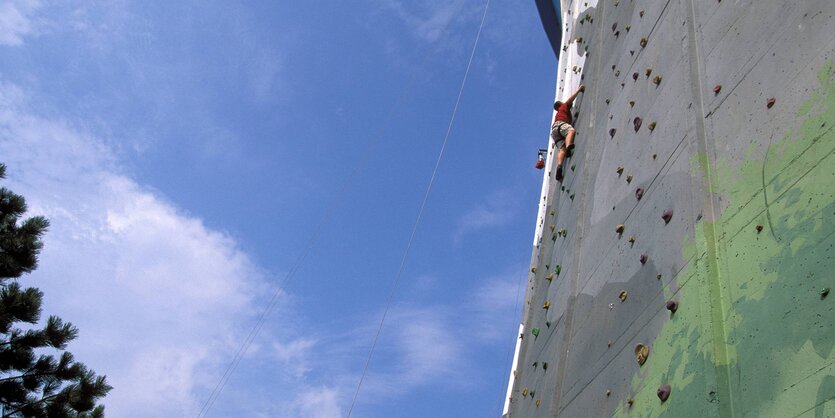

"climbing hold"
[550, 210, 555, 216]
[657, 274, 662, 280]
[611, 65, 616, 71]
[626, 175, 633, 184]
[609, 128, 617, 138]
[532, 361, 538, 368]
[616, 224, 626, 234]
[635, 188, 644, 200]
[635, 344, 650, 365]
[625, 24, 631, 32]
[531, 328, 540, 337]
[614, 0, 619, 6]
[545, 321, 551, 328]
[608, 304, 614, 311]
[821, 288, 830, 299]
[522, 388, 529, 397]
[612, 22, 617, 32]
[585, 13, 592, 22]
[570, 193, 575, 200]
[531, 267, 537, 273]
[630, 50, 634, 56]
[576, 37, 583, 43]
[639, 37, 647, 48]
[767, 97, 776, 108]
[550, 224, 556, 231]
[621, 83, 625, 88]
[652, 154, 657, 160]
[551, 233, 557, 242]
[657, 385, 671, 402]
[542, 362, 548, 370]
[618, 290, 628, 302]
[616, 166, 624, 175]
[645, 68, 653, 77]
[536, 399, 541, 407]
[648, 121, 657, 131]
[639, 10, 645, 18]
[629, 101, 635, 108]
[606, 389, 612, 397]
[628, 236, 636, 245]
[640, 254, 648, 264]
[615, 70, 621, 77]
[713, 85, 722, 94]
[605, 98, 611, 105]
[627, 398, 634, 407]
[662, 209, 673, 224]
[536, 159, 545, 169]
[653, 75, 663, 85]
[543, 300, 551, 309]
[614, 31, 620, 38]
[546, 273, 554, 282]
[530, 390, 536, 397]
[570, 164, 576, 172]
[632, 72, 639, 81]
[555, 265, 562, 275]
[634, 117, 643, 132]
[756, 224, 763, 233]
[666, 300, 678, 313]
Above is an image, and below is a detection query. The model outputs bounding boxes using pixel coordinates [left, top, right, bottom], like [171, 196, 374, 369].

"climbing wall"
[505, 0, 835, 416]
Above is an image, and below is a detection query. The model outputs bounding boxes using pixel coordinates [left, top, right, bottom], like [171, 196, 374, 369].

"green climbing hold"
[532, 328, 540, 337]
[555, 265, 562, 275]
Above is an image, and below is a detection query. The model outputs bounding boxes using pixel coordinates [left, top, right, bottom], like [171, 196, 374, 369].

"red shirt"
[554, 102, 572, 125]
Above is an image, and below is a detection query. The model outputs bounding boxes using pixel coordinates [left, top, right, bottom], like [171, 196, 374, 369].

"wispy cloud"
[454, 189, 518, 242]
[0, 0, 42, 46]
[377, 0, 469, 43]
[0, 81, 275, 416]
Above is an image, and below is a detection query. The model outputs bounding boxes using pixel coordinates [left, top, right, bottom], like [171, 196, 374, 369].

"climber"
[551, 84, 585, 181]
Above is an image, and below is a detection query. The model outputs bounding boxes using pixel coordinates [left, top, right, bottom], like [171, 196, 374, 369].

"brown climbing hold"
[576, 36, 584, 43]
[635, 344, 649, 365]
[550, 224, 556, 231]
[627, 398, 634, 407]
[610, 128, 617, 138]
[635, 188, 644, 200]
[634, 117, 643, 132]
[648, 121, 657, 131]
[616, 224, 626, 234]
[616, 166, 624, 175]
[666, 300, 678, 313]
[657, 385, 671, 402]
[522, 388, 528, 397]
[639, 10, 645, 18]
[546, 274, 554, 282]
[640, 37, 647, 48]
[713, 85, 722, 94]
[646, 68, 653, 77]
[626, 175, 633, 184]
[756, 224, 763, 233]
[640, 254, 648, 264]
[632, 72, 639, 81]
[536, 399, 541, 407]
[543, 300, 551, 309]
[653, 75, 663, 85]
[662, 209, 673, 224]
[767, 97, 776, 108]
[619, 290, 628, 302]
[531, 267, 536, 273]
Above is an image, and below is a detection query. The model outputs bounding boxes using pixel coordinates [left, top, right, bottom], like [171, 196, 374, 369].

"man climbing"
[551, 85, 585, 181]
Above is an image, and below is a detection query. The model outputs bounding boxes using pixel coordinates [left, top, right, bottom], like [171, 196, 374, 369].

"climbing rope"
[346, 0, 491, 416]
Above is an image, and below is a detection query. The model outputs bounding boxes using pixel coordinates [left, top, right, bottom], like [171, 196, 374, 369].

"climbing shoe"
[555, 165, 564, 181]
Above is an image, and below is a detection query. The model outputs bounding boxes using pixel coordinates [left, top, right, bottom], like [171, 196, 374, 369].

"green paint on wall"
[616, 63, 835, 417]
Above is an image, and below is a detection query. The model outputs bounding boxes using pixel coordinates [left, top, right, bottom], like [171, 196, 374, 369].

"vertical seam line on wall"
[685, 0, 735, 417]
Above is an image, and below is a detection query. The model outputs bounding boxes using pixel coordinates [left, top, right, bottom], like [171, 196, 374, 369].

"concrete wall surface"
[505, 0, 835, 416]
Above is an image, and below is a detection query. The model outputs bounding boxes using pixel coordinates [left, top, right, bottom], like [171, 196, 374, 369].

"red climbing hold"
[640, 254, 648, 264]
[635, 188, 644, 200]
[767, 97, 776, 108]
[666, 300, 678, 313]
[657, 385, 671, 402]
[662, 210, 673, 224]
[713, 85, 722, 94]
[633, 117, 643, 132]
[536, 159, 545, 169]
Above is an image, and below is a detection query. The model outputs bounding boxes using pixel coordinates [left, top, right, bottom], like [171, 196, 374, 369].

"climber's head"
[554, 101, 563, 111]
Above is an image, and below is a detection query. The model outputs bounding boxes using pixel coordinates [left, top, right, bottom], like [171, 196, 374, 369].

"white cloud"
[378, 0, 470, 43]
[454, 189, 518, 242]
[0, 0, 42, 46]
[0, 82, 274, 416]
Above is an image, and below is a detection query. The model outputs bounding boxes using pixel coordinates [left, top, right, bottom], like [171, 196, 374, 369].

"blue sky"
[0, 1, 557, 416]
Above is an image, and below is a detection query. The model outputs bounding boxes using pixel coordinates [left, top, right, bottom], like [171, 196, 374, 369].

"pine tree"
[0, 163, 111, 417]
